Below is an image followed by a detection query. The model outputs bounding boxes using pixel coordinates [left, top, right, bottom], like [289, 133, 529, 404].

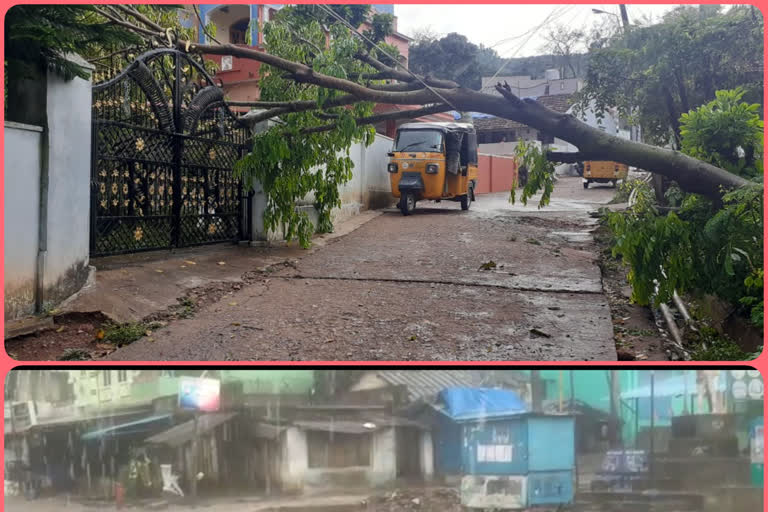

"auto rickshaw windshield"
[394, 129, 444, 152]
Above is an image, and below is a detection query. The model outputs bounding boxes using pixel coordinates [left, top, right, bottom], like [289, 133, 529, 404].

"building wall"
[474, 154, 519, 195]
[251, 131, 396, 241]
[4, 57, 93, 322]
[280, 426, 309, 491]
[67, 370, 315, 411]
[207, 5, 252, 44]
[43, 65, 93, 308]
[420, 430, 434, 479]
[4, 123, 43, 320]
[370, 426, 397, 485]
[279, 426, 398, 491]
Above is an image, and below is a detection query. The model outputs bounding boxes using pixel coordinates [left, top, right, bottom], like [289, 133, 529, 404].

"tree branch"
[193, 4, 221, 45]
[176, 41, 752, 199]
[94, 7, 164, 40]
[547, 152, 584, 163]
[113, 5, 166, 33]
[301, 103, 452, 135]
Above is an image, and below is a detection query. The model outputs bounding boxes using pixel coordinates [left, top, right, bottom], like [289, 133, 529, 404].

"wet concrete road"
[109, 177, 619, 361]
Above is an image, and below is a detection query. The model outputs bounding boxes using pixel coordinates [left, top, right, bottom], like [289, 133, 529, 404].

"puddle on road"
[550, 231, 594, 243]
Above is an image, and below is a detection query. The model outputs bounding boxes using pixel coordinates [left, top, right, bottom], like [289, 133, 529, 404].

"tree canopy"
[577, 5, 763, 147]
[408, 32, 505, 90]
[4, 4, 760, 245]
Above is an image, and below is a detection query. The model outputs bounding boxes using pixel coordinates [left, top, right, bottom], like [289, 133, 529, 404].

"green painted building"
[67, 369, 316, 414]
[538, 369, 708, 445]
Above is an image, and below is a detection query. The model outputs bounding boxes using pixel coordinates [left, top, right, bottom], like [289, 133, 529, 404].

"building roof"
[398, 121, 475, 132]
[437, 387, 527, 421]
[145, 412, 237, 447]
[472, 93, 576, 133]
[294, 414, 426, 433]
[480, 76, 581, 97]
[372, 370, 483, 402]
[82, 413, 174, 441]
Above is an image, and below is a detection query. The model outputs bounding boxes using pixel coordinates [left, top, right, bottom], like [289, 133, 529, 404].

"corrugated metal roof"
[144, 412, 236, 447]
[294, 414, 426, 434]
[375, 370, 482, 402]
[472, 93, 576, 133]
[81, 414, 173, 441]
[399, 121, 475, 132]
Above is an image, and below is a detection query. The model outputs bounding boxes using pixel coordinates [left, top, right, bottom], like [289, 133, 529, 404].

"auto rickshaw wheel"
[400, 193, 415, 216]
[583, 180, 589, 189]
[460, 191, 471, 210]
[611, 179, 618, 187]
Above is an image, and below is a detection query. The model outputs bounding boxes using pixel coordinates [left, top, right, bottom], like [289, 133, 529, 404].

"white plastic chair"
[160, 464, 184, 497]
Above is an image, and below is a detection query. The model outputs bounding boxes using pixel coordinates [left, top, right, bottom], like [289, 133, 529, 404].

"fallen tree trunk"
[181, 41, 754, 200]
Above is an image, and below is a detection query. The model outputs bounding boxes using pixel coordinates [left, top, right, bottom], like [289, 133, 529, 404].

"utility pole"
[619, 5, 630, 34]
[531, 370, 543, 413]
[608, 370, 621, 447]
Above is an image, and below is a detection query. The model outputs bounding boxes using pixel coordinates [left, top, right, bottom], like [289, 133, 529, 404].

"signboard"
[748, 378, 764, 399]
[729, 370, 763, 401]
[179, 377, 220, 412]
[732, 380, 748, 400]
[751, 425, 763, 464]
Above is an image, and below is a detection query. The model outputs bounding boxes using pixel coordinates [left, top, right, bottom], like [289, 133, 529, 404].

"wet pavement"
[106, 177, 620, 361]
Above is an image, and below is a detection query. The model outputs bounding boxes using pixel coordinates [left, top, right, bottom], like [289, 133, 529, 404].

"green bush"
[605, 89, 763, 330]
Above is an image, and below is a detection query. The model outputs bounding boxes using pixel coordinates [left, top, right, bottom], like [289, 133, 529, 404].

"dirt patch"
[5, 261, 298, 361]
[5, 312, 114, 361]
[366, 487, 462, 512]
[594, 224, 668, 361]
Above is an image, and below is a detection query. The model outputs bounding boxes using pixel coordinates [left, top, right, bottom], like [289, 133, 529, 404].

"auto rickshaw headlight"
[426, 163, 439, 174]
[387, 163, 398, 173]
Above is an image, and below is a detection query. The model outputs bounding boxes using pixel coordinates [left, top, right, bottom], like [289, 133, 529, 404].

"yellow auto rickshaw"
[581, 161, 629, 188]
[387, 122, 479, 215]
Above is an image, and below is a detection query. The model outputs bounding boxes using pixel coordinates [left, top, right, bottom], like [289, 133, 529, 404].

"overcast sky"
[394, 4, 683, 57]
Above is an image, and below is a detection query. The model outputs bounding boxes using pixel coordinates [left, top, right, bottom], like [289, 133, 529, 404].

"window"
[230, 18, 249, 45]
[102, 371, 112, 386]
[117, 370, 128, 383]
[477, 444, 513, 462]
[394, 130, 443, 152]
[307, 431, 372, 468]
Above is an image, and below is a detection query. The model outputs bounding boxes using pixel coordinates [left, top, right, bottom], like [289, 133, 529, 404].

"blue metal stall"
[436, 388, 575, 509]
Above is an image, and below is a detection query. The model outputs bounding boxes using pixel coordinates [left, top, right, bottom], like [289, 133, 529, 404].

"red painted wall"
[476, 155, 492, 194]
[476, 154, 518, 194]
[207, 50, 261, 86]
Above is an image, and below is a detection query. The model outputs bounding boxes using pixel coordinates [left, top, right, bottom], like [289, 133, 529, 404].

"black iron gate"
[90, 48, 251, 256]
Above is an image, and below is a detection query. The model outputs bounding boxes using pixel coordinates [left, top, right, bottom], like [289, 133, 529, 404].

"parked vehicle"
[387, 122, 479, 215]
[582, 161, 628, 188]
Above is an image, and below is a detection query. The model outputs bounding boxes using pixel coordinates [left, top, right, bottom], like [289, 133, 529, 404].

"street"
[106, 177, 619, 361]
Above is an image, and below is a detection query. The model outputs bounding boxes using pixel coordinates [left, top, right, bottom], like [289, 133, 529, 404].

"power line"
[486, 5, 575, 86]
[315, 4, 460, 111]
[489, 5, 571, 52]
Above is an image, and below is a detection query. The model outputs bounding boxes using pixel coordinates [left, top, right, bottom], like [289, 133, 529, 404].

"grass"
[101, 322, 150, 345]
[176, 297, 196, 318]
[688, 327, 752, 361]
[58, 348, 92, 361]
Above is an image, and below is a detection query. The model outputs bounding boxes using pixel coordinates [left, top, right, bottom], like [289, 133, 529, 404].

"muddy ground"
[7, 177, 668, 361]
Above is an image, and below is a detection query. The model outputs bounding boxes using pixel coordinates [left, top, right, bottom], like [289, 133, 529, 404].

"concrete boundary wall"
[476, 153, 519, 195]
[4, 55, 93, 324]
[251, 132, 396, 242]
[4, 122, 44, 320]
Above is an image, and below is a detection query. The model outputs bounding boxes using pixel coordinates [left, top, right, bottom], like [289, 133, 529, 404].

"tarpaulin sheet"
[438, 387, 527, 421]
